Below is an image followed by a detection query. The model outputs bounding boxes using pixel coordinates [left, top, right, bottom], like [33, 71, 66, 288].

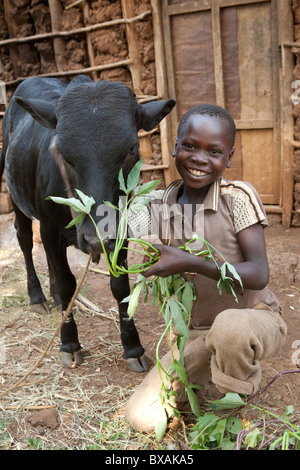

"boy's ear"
[172, 138, 178, 157]
[226, 147, 235, 168]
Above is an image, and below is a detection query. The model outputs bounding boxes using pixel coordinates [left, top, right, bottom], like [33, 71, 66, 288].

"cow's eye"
[64, 160, 76, 169]
[129, 143, 138, 154]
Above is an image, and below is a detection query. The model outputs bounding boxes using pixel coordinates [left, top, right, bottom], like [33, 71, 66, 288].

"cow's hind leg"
[110, 246, 149, 373]
[12, 202, 49, 314]
[40, 225, 83, 368]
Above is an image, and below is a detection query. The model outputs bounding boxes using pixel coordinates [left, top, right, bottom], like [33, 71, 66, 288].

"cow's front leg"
[60, 311, 83, 368]
[41, 226, 83, 367]
[110, 247, 149, 373]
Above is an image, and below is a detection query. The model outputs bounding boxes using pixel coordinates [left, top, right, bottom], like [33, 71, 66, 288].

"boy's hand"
[142, 244, 191, 278]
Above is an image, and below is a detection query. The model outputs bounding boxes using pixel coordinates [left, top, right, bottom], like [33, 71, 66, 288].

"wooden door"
[161, 0, 294, 226]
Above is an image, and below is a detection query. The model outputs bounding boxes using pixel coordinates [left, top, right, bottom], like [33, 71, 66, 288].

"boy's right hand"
[142, 244, 192, 278]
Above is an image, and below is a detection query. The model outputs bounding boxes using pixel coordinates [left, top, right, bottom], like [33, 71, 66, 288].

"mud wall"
[0, 0, 165, 214]
[292, 0, 300, 226]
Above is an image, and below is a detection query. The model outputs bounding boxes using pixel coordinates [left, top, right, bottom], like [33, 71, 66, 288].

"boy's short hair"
[177, 104, 236, 147]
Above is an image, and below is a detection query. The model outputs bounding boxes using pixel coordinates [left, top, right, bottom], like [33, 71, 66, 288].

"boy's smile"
[173, 114, 234, 199]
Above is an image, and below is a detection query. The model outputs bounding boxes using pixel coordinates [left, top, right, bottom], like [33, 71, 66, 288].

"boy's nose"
[190, 150, 208, 162]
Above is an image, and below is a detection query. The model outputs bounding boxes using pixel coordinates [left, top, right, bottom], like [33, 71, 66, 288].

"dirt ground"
[0, 210, 300, 449]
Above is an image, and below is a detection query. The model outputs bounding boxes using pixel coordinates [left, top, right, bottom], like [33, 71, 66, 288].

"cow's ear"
[14, 96, 57, 129]
[138, 99, 176, 131]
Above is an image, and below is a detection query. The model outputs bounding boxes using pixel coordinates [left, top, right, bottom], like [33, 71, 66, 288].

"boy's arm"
[143, 223, 269, 291]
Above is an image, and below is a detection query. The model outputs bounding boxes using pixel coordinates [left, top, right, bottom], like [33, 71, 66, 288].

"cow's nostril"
[104, 238, 116, 253]
[82, 234, 116, 254]
[83, 234, 102, 253]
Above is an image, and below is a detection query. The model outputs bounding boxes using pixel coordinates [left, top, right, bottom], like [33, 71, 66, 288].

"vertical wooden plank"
[48, 0, 67, 72]
[279, 0, 294, 228]
[220, 6, 240, 119]
[161, 0, 178, 144]
[121, 0, 143, 95]
[236, 1, 277, 203]
[121, 1, 153, 167]
[211, 1, 225, 108]
[270, 0, 281, 205]
[151, 0, 178, 185]
[171, 10, 216, 113]
[237, 2, 273, 121]
[82, 1, 97, 81]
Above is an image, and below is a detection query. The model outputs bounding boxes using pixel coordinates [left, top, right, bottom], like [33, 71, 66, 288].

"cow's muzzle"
[82, 233, 116, 255]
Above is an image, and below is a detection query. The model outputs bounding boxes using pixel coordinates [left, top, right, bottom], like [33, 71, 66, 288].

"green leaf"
[75, 189, 95, 213]
[225, 262, 243, 288]
[186, 387, 201, 417]
[134, 179, 160, 197]
[65, 212, 85, 228]
[126, 160, 143, 193]
[169, 299, 189, 338]
[225, 416, 243, 436]
[173, 360, 188, 385]
[103, 200, 119, 211]
[127, 279, 145, 319]
[47, 191, 95, 215]
[209, 392, 246, 410]
[155, 410, 168, 442]
[181, 281, 195, 314]
[118, 168, 127, 194]
[176, 334, 186, 365]
[129, 202, 148, 214]
[46, 195, 86, 213]
[282, 405, 295, 418]
[210, 418, 227, 447]
[244, 427, 261, 449]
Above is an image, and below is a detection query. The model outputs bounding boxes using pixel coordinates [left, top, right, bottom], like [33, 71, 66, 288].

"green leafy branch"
[47, 160, 160, 278]
[47, 160, 243, 442]
[188, 381, 300, 450]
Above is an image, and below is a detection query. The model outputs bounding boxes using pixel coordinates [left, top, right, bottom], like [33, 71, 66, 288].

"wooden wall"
[0, 0, 299, 228]
[291, 0, 300, 226]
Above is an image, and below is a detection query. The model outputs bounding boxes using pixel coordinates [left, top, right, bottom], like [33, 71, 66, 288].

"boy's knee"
[125, 391, 166, 433]
[205, 308, 245, 351]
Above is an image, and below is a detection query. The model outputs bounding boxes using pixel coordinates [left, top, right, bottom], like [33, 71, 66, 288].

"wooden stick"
[65, 0, 85, 9]
[0, 11, 151, 47]
[3, 405, 57, 410]
[0, 254, 92, 399]
[54, 393, 86, 402]
[4, 59, 132, 86]
[290, 139, 300, 148]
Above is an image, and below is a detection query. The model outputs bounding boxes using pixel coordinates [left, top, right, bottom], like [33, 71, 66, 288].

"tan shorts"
[125, 303, 287, 432]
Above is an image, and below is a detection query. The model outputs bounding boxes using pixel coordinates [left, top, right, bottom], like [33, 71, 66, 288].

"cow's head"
[14, 76, 175, 257]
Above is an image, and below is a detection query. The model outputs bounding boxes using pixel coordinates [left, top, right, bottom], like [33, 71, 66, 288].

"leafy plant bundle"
[47, 160, 243, 441]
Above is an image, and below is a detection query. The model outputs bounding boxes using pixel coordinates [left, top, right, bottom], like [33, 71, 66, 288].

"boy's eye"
[182, 142, 197, 150]
[209, 149, 222, 156]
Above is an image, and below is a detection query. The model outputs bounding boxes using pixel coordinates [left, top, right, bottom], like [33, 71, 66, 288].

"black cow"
[0, 75, 175, 372]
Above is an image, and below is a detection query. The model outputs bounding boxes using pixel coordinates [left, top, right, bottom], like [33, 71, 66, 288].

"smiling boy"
[125, 104, 287, 432]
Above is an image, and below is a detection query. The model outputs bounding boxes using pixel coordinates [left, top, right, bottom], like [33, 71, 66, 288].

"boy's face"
[173, 114, 234, 191]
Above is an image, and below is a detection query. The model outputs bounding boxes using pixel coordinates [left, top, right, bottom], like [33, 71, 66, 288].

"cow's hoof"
[60, 350, 84, 368]
[30, 302, 51, 314]
[125, 354, 150, 373]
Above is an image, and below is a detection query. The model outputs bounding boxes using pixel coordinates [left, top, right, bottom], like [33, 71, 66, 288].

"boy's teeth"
[188, 168, 207, 176]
